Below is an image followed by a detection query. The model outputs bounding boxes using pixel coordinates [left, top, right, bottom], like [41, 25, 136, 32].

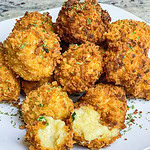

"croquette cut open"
[25, 116, 73, 150]
[69, 84, 127, 149]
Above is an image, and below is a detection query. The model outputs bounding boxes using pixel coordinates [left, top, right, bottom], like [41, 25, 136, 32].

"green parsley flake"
[87, 18, 91, 25]
[80, 5, 84, 9]
[33, 24, 37, 27]
[41, 21, 45, 24]
[20, 45, 25, 49]
[72, 112, 76, 121]
[129, 45, 133, 50]
[76, 62, 82, 65]
[139, 124, 142, 129]
[39, 104, 44, 107]
[62, 2, 65, 6]
[42, 30, 47, 33]
[37, 116, 49, 126]
[131, 105, 135, 109]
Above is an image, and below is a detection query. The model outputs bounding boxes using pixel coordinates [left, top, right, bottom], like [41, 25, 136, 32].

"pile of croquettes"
[0, 0, 149, 149]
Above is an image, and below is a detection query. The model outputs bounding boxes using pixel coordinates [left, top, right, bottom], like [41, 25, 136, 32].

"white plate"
[0, 3, 150, 150]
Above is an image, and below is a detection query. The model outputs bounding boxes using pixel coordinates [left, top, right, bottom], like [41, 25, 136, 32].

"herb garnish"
[87, 18, 91, 25]
[72, 112, 76, 121]
[37, 116, 49, 126]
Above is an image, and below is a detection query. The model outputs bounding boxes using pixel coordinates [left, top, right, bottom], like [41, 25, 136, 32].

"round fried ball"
[25, 116, 73, 150]
[126, 59, 150, 100]
[0, 43, 20, 101]
[69, 84, 127, 149]
[55, 42, 104, 94]
[3, 26, 61, 81]
[105, 19, 150, 55]
[81, 83, 127, 129]
[104, 41, 148, 87]
[55, 0, 111, 44]
[22, 82, 74, 125]
[21, 75, 53, 95]
[13, 12, 54, 32]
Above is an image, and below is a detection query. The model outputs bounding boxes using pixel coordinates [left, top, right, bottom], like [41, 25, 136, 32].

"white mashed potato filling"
[73, 106, 119, 142]
[38, 116, 68, 149]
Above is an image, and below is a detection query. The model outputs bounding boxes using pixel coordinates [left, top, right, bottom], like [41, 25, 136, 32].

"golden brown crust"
[104, 41, 148, 87]
[126, 59, 150, 100]
[70, 101, 125, 149]
[55, 0, 111, 44]
[3, 22, 61, 81]
[105, 19, 150, 54]
[22, 82, 74, 125]
[21, 76, 54, 95]
[13, 11, 53, 32]
[73, 130, 121, 150]
[0, 43, 20, 101]
[67, 84, 127, 149]
[81, 84, 127, 129]
[25, 117, 73, 150]
[54, 42, 104, 94]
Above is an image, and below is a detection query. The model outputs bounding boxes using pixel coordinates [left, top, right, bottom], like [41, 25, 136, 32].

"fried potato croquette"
[126, 59, 150, 100]
[81, 84, 127, 129]
[3, 25, 61, 81]
[105, 19, 150, 54]
[0, 43, 20, 101]
[70, 83, 127, 149]
[21, 75, 53, 95]
[104, 41, 148, 87]
[22, 82, 74, 125]
[25, 116, 73, 150]
[13, 12, 54, 32]
[55, 0, 111, 44]
[55, 42, 104, 94]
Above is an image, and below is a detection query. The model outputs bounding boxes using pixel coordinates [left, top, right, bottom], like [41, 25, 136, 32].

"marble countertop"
[0, 0, 149, 23]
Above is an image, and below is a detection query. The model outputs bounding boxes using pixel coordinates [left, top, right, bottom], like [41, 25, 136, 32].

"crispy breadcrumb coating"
[22, 82, 74, 125]
[104, 41, 148, 87]
[0, 43, 20, 101]
[55, 0, 111, 44]
[105, 19, 150, 55]
[25, 116, 73, 150]
[21, 76, 53, 95]
[3, 26, 61, 81]
[69, 84, 126, 149]
[70, 96, 126, 149]
[55, 42, 104, 94]
[13, 12, 54, 32]
[126, 59, 150, 100]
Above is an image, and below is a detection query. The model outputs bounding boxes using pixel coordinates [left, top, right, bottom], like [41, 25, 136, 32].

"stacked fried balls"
[0, 0, 150, 150]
